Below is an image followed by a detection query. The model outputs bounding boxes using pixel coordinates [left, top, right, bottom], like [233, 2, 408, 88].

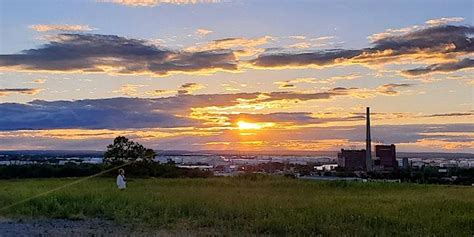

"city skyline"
[0, 0, 473, 152]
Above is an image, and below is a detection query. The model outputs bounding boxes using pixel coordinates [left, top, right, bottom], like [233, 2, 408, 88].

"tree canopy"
[104, 136, 156, 164]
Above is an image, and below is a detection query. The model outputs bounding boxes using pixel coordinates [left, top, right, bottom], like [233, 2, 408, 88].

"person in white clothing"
[116, 169, 126, 190]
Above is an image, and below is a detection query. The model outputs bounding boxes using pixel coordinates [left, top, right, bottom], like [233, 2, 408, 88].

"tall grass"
[0, 177, 472, 235]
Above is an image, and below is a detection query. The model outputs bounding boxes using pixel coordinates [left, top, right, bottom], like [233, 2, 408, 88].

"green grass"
[0, 176, 473, 236]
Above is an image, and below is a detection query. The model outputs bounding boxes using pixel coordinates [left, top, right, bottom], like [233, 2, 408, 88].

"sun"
[237, 121, 275, 130]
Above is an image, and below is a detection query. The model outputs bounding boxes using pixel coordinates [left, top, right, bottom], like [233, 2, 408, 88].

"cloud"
[367, 25, 422, 42]
[287, 36, 337, 49]
[289, 42, 311, 49]
[33, 79, 47, 84]
[289, 36, 306, 40]
[370, 25, 473, 52]
[197, 36, 273, 49]
[251, 49, 362, 68]
[144, 82, 206, 96]
[425, 112, 474, 118]
[402, 58, 474, 76]
[145, 89, 176, 96]
[252, 24, 474, 74]
[113, 84, 146, 96]
[288, 123, 474, 146]
[2, 85, 398, 130]
[312, 36, 336, 41]
[177, 82, 206, 95]
[273, 74, 361, 90]
[195, 28, 213, 37]
[276, 83, 296, 89]
[0, 34, 238, 76]
[426, 17, 465, 26]
[1, 23, 471, 77]
[29, 24, 95, 32]
[186, 36, 273, 58]
[0, 98, 197, 130]
[225, 112, 364, 125]
[0, 88, 42, 96]
[7, 86, 399, 132]
[376, 83, 414, 95]
[2, 123, 472, 152]
[221, 81, 247, 92]
[99, 0, 220, 7]
[274, 77, 317, 89]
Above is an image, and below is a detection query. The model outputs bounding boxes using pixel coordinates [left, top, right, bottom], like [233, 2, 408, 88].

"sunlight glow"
[237, 121, 275, 130]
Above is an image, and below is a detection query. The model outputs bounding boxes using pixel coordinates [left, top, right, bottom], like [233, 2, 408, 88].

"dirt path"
[0, 218, 153, 236]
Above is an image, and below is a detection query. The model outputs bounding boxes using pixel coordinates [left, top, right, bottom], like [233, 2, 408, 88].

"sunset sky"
[0, 0, 473, 152]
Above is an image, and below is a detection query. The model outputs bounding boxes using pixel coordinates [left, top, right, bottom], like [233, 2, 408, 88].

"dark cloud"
[402, 58, 474, 76]
[0, 34, 238, 75]
[177, 82, 205, 95]
[251, 25, 473, 73]
[0, 89, 355, 130]
[278, 84, 295, 89]
[0, 88, 41, 96]
[251, 49, 362, 68]
[0, 83, 412, 131]
[425, 112, 474, 117]
[372, 25, 474, 52]
[0, 98, 197, 130]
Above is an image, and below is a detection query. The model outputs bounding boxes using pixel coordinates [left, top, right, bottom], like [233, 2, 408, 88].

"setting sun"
[237, 121, 275, 130]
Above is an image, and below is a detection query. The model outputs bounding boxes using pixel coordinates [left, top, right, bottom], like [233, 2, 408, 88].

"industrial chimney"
[366, 107, 372, 171]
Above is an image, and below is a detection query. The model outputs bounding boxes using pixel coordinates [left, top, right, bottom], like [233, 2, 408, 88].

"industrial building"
[337, 149, 366, 171]
[375, 144, 397, 170]
[338, 107, 398, 172]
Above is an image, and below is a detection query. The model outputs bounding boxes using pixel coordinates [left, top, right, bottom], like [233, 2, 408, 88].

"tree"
[104, 136, 156, 164]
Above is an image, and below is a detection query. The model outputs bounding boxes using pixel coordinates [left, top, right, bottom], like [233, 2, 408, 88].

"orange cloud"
[195, 28, 213, 36]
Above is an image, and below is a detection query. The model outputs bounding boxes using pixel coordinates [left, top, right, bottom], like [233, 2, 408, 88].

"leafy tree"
[104, 136, 156, 164]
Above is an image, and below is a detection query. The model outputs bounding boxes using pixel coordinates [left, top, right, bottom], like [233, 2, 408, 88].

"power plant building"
[337, 149, 366, 171]
[375, 144, 397, 170]
[338, 107, 398, 172]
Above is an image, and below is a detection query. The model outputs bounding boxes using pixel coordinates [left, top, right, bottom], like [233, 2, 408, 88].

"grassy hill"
[0, 176, 473, 235]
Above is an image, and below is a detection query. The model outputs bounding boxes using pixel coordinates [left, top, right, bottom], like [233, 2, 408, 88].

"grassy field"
[0, 176, 473, 236]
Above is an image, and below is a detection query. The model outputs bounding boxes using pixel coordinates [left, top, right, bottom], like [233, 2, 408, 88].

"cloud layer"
[0, 89, 471, 151]
[252, 25, 474, 75]
[1, 23, 472, 77]
[0, 123, 471, 152]
[0, 34, 237, 76]
[402, 58, 474, 76]
[0, 85, 405, 130]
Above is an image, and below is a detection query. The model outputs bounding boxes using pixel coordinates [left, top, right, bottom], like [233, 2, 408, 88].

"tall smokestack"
[366, 107, 372, 171]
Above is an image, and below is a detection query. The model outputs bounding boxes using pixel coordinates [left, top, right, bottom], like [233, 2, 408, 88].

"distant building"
[375, 144, 397, 170]
[338, 149, 366, 171]
[402, 157, 409, 169]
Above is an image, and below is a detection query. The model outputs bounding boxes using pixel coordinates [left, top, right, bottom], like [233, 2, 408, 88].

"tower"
[366, 107, 372, 171]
